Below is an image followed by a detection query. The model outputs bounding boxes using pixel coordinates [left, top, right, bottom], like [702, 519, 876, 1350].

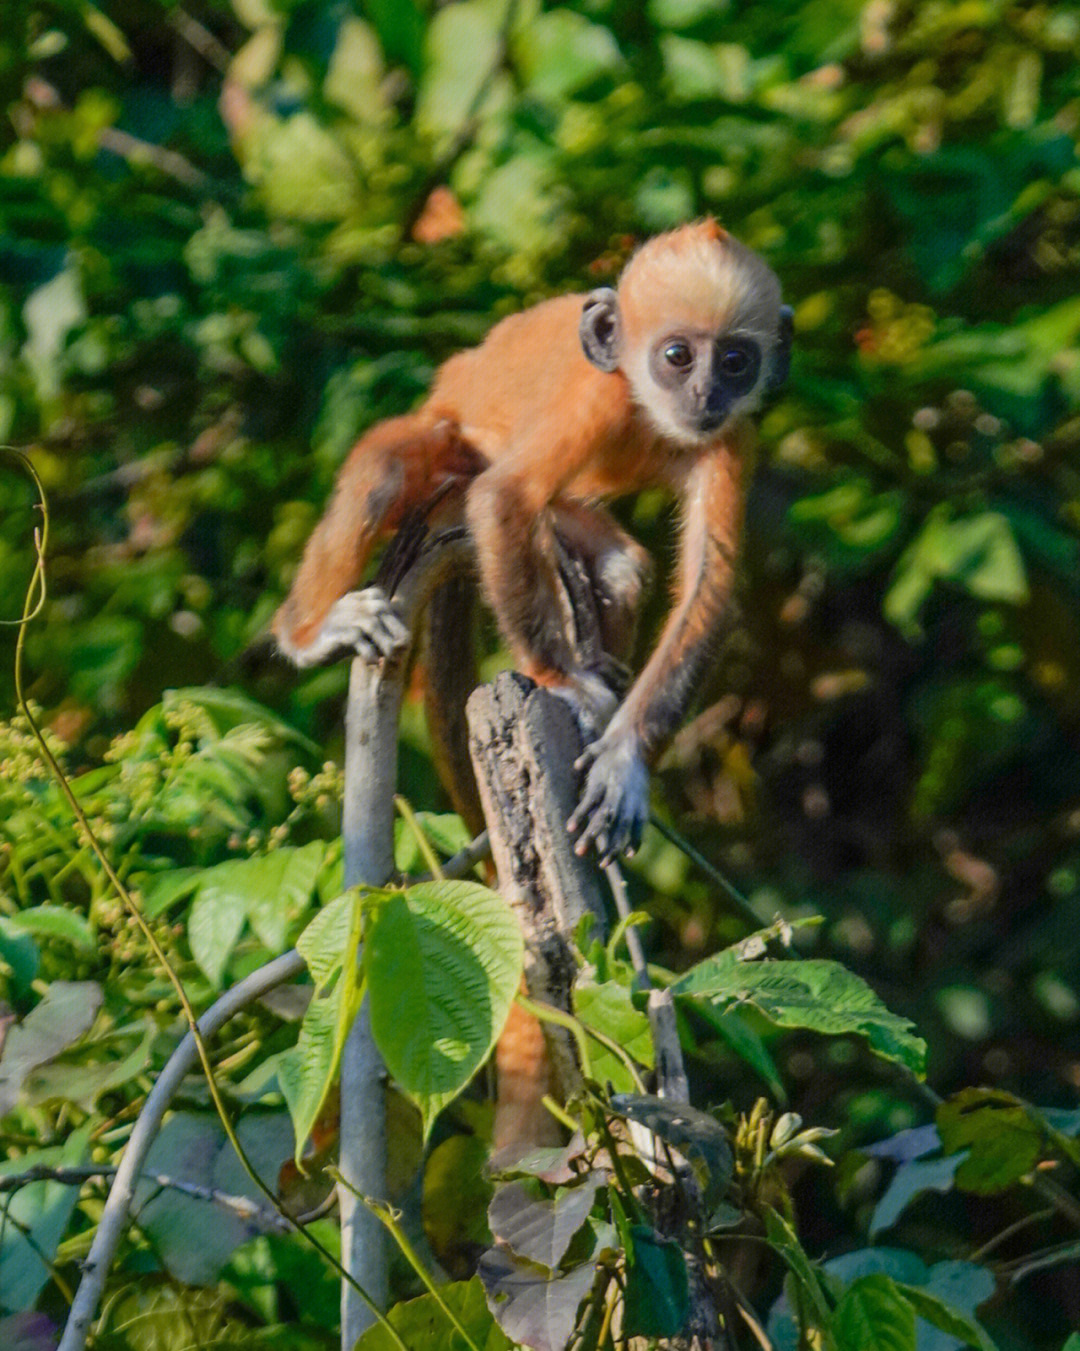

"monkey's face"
[579, 222, 792, 447]
[645, 327, 765, 440]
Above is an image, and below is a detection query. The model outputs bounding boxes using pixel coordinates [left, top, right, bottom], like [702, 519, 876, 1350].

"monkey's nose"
[701, 388, 732, 429]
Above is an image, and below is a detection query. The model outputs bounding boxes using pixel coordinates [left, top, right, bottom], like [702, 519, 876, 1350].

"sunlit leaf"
[674, 955, 926, 1077]
[357, 1276, 512, 1350]
[937, 1088, 1046, 1194]
[573, 979, 653, 1092]
[366, 881, 523, 1139]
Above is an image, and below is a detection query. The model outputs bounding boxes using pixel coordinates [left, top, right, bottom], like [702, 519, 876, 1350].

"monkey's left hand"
[567, 730, 650, 865]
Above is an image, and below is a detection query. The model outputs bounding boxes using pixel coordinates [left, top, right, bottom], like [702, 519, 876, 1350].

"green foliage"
[365, 881, 524, 1140]
[3, 0, 1080, 1345]
[673, 926, 928, 1077]
[283, 878, 524, 1148]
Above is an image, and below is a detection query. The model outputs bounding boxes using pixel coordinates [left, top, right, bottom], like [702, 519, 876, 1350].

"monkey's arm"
[568, 428, 754, 862]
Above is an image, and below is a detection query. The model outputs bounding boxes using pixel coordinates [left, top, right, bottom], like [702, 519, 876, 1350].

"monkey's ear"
[767, 304, 794, 392]
[580, 288, 622, 373]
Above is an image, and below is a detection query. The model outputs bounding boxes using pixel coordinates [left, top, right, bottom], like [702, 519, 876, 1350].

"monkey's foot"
[567, 732, 650, 865]
[282, 587, 411, 667]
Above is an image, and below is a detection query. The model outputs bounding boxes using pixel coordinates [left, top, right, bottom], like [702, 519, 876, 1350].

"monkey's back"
[426, 294, 621, 460]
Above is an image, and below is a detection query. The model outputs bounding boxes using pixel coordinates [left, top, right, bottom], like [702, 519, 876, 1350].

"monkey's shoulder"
[428, 292, 627, 442]
[463, 291, 592, 367]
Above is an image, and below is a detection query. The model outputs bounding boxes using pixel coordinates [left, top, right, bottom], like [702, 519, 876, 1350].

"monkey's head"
[580, 219, 792, 445]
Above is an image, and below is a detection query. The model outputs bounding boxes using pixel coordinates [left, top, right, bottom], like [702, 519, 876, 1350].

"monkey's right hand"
[567, 728, 650, 865]
[279, 587, 411, 668]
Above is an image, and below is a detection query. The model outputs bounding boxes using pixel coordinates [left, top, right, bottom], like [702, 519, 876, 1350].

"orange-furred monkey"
[274, 220, 791, 1144]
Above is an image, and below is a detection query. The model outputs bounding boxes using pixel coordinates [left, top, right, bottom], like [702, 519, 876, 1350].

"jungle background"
[3, 0, 1080, 1348]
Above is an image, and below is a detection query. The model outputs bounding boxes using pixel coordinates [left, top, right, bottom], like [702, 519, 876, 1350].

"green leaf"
[0, 1124, 92, 1313]
[279, 988, 340, 1166]
[0, 917, 39, 996]
[363, 0, 425, 76]
[673, 956, 926, 1077]
[423, 1135, 494, 1256]
[416, 1, 503, 140]
[252, 113, 358, 223]
[512, 9, 621, 101]
[22, 1023, 155, 1112]
[357, 1276, 511, 1350]
[140, 867, 201, 918]
[573, 980, 653, 1092]
[885, 508, 1029, 639]
[10, 905, 96, 953]
[395, 812, 472, 873]
[647, 0, 721, 29]
[623, 1225, 690, 1339]
[297, 890, 358, 991]
[188, 882, 248, 988]
[0, 982, 103, 1118]
[831, 1274, 916, 1351]
[763, 1207, 834, 1331]
[190, 843, 327, 984]
[324, 17, 390, 124]
[893, 1282, 995, 1351]
[769, 1249, 994, 1351]
[366, 881, 523, 1140]
[246, 842, 327, 951]
[937, 1088, 1045, 1194]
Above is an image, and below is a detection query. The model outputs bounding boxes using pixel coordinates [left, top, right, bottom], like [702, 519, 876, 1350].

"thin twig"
[601, 860, 648, 986]
[168, 8, 232, 71]
[648, 814, 761, 930]
[0, 1164, 291, 1232]
[410, 829, 490, 884]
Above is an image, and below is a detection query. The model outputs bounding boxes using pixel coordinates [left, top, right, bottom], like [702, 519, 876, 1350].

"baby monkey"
[274, 219, 791, 862]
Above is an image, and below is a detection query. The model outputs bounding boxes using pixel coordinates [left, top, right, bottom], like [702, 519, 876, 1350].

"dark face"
[648, 331, 762, 435]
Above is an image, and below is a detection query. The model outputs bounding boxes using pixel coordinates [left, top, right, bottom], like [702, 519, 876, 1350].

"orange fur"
[274, 221, 788, 1147]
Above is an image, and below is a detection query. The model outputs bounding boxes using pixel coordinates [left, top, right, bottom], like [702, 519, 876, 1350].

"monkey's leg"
[552, 501, 653, 663]
[466, 465, 625, 737]
[273, 416, 471, 667]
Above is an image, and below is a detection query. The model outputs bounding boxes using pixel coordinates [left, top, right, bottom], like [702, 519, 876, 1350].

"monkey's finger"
[375, 607, 411, 649]
[567, 768, 608, 835]
[368, 618, 408, 657]
[573, 786, 621, 858]
[573, 745, 600, 775]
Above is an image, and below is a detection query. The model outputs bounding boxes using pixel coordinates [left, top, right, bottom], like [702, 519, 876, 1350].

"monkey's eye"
[663, 340, 694, 370]
[719, 347, 750, 377]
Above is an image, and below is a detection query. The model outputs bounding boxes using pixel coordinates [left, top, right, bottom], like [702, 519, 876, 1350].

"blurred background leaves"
[2, 0, 1080, 1341]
